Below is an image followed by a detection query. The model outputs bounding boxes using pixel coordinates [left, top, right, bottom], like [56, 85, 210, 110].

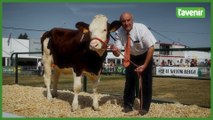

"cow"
[41, 14, 121, 111]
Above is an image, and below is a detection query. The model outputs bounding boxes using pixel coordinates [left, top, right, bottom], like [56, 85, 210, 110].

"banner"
[156, 67, 198, 77]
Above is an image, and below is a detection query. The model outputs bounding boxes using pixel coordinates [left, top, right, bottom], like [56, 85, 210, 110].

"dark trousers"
[123, 52, 153, 111]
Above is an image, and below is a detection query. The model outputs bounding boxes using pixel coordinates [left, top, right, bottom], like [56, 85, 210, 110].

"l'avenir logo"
[176, 7, 205, 18]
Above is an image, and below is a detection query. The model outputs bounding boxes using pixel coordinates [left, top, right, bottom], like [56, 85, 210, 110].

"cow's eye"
[103, 29, 107, 32]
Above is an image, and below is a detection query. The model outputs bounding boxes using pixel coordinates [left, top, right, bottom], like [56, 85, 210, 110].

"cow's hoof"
[71, 108, 78, 112]
[92, 106, 100, 111]
[47, 95, 53, 101]
[52, 92, 58, 98]
[72, 105, 78, 112]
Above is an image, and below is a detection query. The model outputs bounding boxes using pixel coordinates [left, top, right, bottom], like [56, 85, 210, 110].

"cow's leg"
[52, 66, 60, 97]
[42, 38, 53, 100]
[43, 63, 52, 100]
[72, 71, 82, 111]
[92, 77, 100, 111]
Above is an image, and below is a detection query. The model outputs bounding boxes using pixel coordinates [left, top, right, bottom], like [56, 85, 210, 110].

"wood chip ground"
[2, 85, 210, 118]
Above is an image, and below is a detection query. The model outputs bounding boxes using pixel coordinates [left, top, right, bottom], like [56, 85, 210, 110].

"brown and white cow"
[41, 14, 121, 111]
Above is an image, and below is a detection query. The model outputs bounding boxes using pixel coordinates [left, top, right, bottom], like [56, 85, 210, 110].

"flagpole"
[8, 30, 12, 66]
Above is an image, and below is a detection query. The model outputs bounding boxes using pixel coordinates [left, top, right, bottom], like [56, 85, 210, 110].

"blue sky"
[2, 3, 211, 48]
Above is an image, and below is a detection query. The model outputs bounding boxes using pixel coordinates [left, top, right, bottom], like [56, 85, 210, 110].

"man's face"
[120, 13, 133, 32]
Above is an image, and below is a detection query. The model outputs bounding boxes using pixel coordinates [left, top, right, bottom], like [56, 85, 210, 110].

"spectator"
[179, 59, 185, 67]
[167, 59, 173, 66]
[161, 60, 167, 66]
[208, 59, 211, 66]
[204, 59, 209, 66]
[190, 59, 197, 67]
[37, 60, 43, 76]
[185, 59, 191, 67]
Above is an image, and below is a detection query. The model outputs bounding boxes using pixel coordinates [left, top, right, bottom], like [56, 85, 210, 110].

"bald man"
[111, 12, 156, 116]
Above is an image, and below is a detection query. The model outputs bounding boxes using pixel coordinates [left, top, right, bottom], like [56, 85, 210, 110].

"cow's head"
[76, 14, 121, 56]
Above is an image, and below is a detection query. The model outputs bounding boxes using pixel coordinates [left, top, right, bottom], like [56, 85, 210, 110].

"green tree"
[18, 33, 29, 39]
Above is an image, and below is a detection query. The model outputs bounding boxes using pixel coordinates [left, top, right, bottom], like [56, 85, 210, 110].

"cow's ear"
[109, 20, 121, 32]
[75, 22, 89, 33]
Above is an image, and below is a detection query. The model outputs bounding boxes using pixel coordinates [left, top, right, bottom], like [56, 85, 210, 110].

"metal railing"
[10, 52, 41, 84]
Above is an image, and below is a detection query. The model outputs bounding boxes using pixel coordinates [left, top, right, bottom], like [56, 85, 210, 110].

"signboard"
[156, 67, 198, 77]
[29, 39, 42, 57]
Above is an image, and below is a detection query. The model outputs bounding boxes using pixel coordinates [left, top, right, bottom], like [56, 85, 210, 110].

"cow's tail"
[41, 31, 51, 55]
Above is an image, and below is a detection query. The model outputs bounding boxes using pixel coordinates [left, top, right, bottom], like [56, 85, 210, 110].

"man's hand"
[110, 44, 120, 57]
[135, 65, 146, 73]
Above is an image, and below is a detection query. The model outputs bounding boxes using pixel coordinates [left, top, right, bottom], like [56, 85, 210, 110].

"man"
[111, 12, 156, 115]
[37, 60, 42, 76]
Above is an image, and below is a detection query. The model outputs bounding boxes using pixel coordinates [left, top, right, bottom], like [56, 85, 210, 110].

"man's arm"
[135, 46, 154, 73]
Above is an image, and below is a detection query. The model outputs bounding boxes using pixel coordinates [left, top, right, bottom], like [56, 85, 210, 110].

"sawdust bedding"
[2, 85, 210, 118]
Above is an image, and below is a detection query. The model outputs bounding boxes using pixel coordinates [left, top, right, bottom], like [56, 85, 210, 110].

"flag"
[7, 32, 12, 46]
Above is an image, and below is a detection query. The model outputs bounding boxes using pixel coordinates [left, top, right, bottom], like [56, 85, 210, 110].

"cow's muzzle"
[90, 37, 109, 50]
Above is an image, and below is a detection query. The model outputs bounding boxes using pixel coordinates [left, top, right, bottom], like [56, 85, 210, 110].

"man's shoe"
[138, 109, 148, 116]
[122, 106, 133, 113]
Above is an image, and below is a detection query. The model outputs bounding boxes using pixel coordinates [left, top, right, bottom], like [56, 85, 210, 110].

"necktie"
[123, 33, 131, 67]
